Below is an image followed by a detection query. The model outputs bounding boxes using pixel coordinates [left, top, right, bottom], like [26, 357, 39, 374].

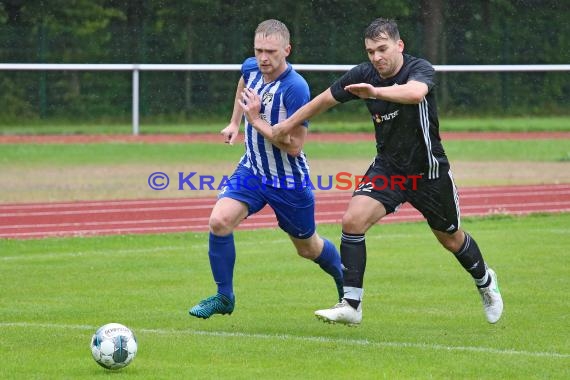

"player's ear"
[284, 44, 291, 56]
[397, 39, 405, 53]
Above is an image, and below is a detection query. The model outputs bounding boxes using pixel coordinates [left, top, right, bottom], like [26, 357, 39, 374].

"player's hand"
[221, 123, 239, 145]
[272, 123, 291, 144]
[344, 83, 377, 99]
[271, 124, 291, 145]
[238, 88, 262, 123]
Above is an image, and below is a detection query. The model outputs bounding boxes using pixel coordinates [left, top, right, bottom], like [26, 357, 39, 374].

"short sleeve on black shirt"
[408, 58, 435, 90]
[330, 64, 372, 103]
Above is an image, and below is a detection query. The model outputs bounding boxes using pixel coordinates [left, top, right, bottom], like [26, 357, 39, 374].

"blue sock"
[314, 238, 344, 284]
[208, 232, 236, 300]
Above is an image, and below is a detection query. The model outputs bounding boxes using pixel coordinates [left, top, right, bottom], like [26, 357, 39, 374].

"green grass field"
[1, 121, 569, 378]
[2, 138, 569, 164]
[1, 116, 569, 135]
[1, 214, 569, 379]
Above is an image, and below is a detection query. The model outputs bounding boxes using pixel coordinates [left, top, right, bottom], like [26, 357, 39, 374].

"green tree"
[0, 0, 568, 123]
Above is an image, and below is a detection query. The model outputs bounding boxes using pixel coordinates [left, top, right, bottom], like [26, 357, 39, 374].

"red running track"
[1, 184, 569, 239]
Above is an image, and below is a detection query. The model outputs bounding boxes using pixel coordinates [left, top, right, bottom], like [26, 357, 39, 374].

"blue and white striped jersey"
[238, 57, 311, 189]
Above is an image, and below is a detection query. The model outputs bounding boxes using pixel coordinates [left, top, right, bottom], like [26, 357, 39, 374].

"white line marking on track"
[1, 233, 423, 261]
[1, 322, 568, 359]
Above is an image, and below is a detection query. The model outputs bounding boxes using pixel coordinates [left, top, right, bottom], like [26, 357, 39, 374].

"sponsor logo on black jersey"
[373, 109, 400, 124]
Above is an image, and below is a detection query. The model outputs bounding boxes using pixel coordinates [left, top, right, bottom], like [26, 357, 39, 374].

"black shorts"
[353, 157, 460, 233]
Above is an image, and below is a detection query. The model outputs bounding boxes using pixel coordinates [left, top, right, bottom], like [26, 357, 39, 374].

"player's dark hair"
[365, 18, 400, 41]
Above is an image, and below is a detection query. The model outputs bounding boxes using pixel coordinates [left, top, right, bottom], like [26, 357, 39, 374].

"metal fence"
[1, 63, 569, 135]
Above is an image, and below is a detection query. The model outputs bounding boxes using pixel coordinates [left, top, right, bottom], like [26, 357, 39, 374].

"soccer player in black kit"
[273, 18, 503, 325]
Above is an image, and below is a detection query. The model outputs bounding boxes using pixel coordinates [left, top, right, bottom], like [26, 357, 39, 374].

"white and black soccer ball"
[90, 323, 138, 370]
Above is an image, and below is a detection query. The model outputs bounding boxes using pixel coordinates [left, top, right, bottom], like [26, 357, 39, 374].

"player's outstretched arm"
[220, 77, 246, 145]
[274, 89, 339, 139]
[345, 80, 428, 104]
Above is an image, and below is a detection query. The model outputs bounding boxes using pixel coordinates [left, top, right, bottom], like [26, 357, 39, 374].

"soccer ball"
[90, 323, 138, 370]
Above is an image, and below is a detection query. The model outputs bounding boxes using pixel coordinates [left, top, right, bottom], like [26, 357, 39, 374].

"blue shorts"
[218, 164, 316, 239]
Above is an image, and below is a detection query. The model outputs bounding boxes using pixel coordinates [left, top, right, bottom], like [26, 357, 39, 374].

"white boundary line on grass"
[0, 233, 421, 262]
[1, 322, 568, 359]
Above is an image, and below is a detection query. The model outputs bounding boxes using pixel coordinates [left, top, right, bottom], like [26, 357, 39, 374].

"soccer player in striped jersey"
[273, 18, 503, 325]
[189, 19, 343, 319]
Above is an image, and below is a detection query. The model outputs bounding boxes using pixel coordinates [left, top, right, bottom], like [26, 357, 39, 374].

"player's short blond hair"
[255, 19, 290, 45]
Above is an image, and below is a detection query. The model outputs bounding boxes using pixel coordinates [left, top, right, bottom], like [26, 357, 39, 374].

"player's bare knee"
[295, 247, 315, 259]
[208, 214, 234, 236]
[440, 239, 460, 253]
[341, 212, 367, 234]
[437, 230, 464, 253]
[292, 235, 321, 260]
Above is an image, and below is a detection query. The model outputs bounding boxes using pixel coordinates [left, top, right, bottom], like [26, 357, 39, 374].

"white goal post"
[1, 63, 569, 135]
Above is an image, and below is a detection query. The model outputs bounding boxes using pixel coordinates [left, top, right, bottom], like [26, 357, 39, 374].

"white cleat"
[314, 299, 362, 326]
[478, 268, 504, 324]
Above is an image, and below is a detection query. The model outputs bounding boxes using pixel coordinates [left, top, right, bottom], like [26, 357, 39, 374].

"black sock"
[340, 231, 366, 308]
[454, 233, 490, 287]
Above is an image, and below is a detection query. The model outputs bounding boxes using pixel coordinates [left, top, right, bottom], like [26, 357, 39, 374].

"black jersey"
[330, 54, 448, 179]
